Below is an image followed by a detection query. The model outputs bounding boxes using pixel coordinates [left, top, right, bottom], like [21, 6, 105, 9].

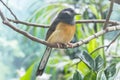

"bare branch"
[76, 19, 120, 25]
[109, 0, 120, 4]
[7, 18, 49, 28]
[0, 9, 120, 48]
[7, 18, 120, 28]
[0, 0, 18, 20]
[0, 9, 55, 48]
[103, 0, 114, 29]
[72, 26, 120, 48]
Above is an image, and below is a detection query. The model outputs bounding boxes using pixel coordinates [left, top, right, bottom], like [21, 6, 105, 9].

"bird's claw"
[56, 42, 73, 48]
[56, 43, 66, 48]
[66, 42, 73, 48]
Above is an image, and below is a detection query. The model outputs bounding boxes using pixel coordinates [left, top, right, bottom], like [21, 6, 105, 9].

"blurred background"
[0, 0, 120, 80]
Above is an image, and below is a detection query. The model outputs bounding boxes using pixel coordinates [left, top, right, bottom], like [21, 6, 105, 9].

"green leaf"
[104, 63, 116, 79]
[84, 71, 96, 80]
[73, 70, 83, 80]
[20, 65, 33, 80]
[97, 69, 107, 80]
[77, 51, 95, 70]
[87, 39, 98, 56]
[95, 55, 104, 71]
[77, 62, 90, 76]
[20, 62, 38, 80]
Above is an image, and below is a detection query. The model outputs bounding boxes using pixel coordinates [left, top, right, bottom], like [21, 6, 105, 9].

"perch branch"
[72, 26, 120, 48]
[0, 0, 18, 20]
[7, 18, 120, 28]
[0, 9, 120, 48]
[103, 0, 114, 29]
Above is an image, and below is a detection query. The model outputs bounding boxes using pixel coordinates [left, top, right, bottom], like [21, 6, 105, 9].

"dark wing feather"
[45, 18, 59, 40]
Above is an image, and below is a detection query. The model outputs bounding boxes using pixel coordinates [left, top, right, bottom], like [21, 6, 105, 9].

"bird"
[36, 8, 76, 76]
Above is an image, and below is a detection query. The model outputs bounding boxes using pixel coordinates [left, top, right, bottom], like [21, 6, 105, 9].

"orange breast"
[47, 22, 76, 44]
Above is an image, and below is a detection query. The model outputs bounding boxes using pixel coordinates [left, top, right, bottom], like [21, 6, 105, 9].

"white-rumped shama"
[36, 8, 76, 76]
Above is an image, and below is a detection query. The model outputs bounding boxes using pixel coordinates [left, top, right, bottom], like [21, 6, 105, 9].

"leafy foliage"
[84, 71, 96, 80]
[94, 55, 104, 71]
[0, 0, 120, 80]
[73, 70, 83, 80]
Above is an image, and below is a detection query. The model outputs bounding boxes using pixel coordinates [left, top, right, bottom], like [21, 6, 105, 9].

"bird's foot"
[56, 42, 73, 48]
[66, 42, 74, 48]
[56, 43, 67, 48]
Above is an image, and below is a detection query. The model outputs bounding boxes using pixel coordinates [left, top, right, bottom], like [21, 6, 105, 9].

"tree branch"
[0, 0, 18, 20]
[72, 26, 120, 48]
[76, 19, 120, 25]
[109, 0, 120, 4]
[7, 18, 120, 28]
[7, 18, 49, 28]
[0, 9, 120, 48]
[0, 0, 118, 29]
[103, 0, 114, 29]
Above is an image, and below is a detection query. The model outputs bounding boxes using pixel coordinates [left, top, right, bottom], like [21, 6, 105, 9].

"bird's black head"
[57, 8, 76, 25]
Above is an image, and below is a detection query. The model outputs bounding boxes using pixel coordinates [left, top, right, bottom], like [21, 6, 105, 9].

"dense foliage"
[0, 0, 120, 80]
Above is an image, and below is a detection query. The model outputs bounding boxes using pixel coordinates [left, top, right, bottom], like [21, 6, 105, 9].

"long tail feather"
[36, 47, 52, 76]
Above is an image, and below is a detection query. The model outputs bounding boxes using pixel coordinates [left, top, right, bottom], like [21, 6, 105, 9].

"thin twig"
[105, 31, 120, 50]
[0, 0, 18, 20]
[76, 19, 120, 25]
[103, 0, 114, 29]
[90, 45, 108, 54]
[7, 18, 49, 28]
[90, 31, 120, 54]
